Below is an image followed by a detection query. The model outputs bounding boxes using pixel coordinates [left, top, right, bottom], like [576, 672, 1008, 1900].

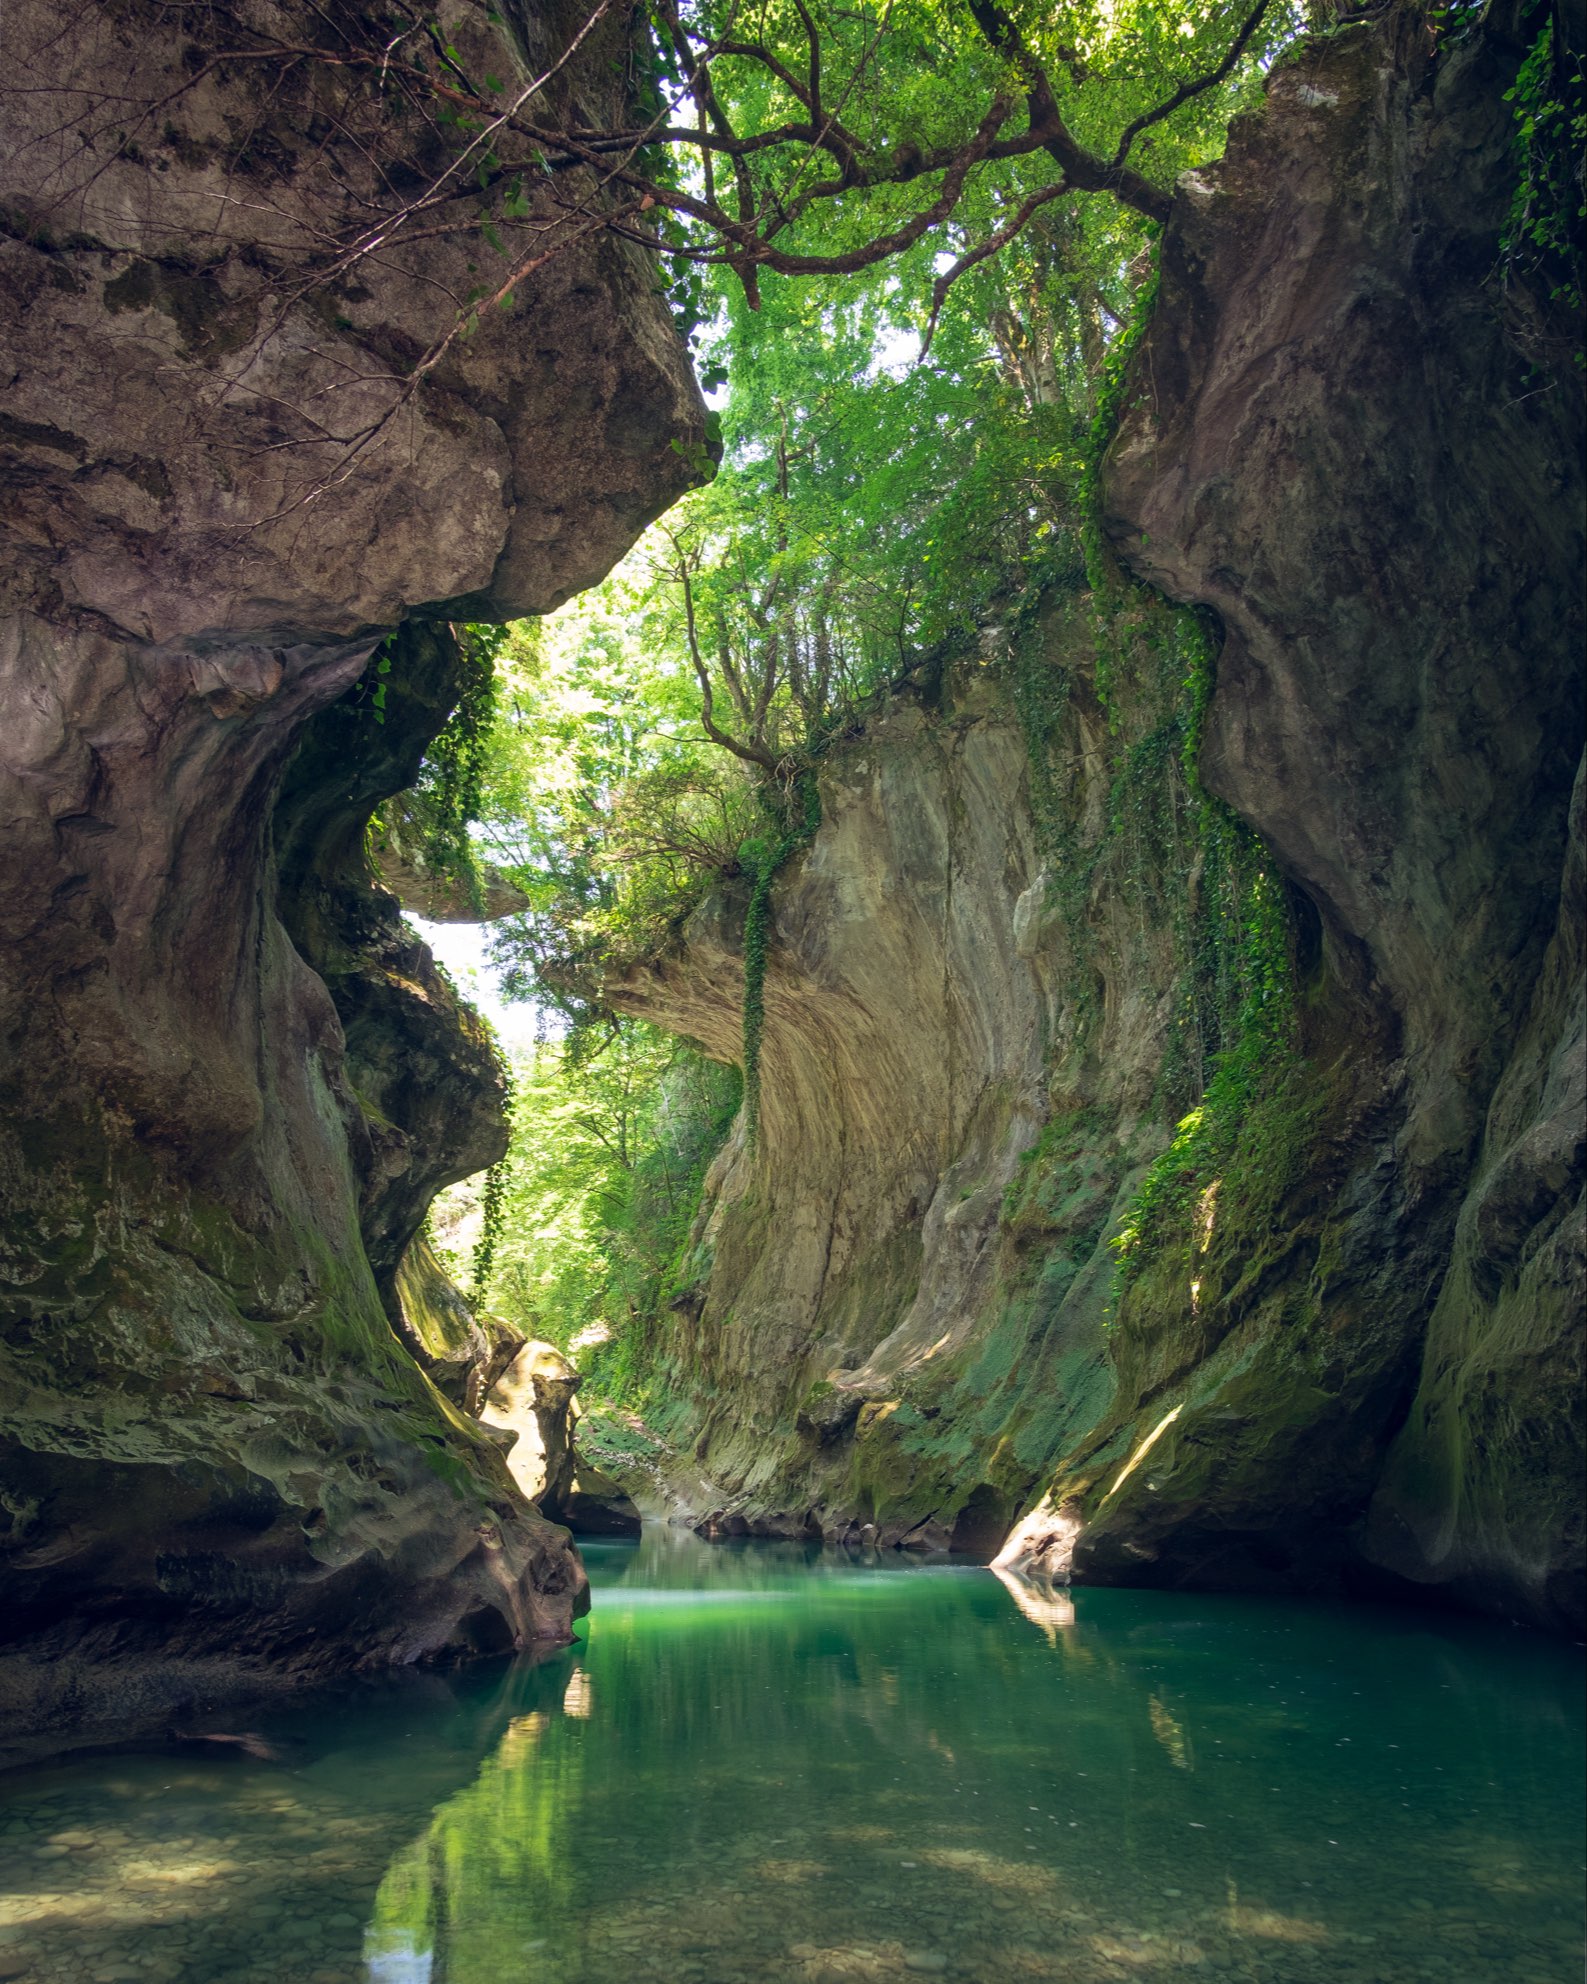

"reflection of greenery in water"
[367, 1680, 580, 1978]
[0, 1534, 1580, 1983]
[359, 1529, 1585, 1984]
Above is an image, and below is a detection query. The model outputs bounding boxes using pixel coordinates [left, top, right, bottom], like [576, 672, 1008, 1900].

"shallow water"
[0, 1531, 1581, 1984]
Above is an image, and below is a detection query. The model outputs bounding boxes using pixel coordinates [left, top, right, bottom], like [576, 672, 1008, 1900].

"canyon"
[607, 7, 1584, 1634]
[0, 0, 1580, 1778]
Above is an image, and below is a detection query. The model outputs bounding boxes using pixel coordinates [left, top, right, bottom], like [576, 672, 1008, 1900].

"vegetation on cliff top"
[405, 0, 1520, 1387]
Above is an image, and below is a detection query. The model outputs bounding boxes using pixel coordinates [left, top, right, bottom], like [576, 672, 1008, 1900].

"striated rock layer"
[0, 0, 704, 1748]
[610, 637, 1170, 1553]
[610, 10, 1583, 1631]
[1095, 5, 1583, 1629]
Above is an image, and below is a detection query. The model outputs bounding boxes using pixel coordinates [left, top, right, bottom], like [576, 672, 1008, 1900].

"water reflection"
[365, 1929, 432, 1982]
[0, 1656, 573, 1984]
[989, 1564, 1074, 1642]
[0, 1529, 1580, 1984]
[358, 1530, 1582, 1984]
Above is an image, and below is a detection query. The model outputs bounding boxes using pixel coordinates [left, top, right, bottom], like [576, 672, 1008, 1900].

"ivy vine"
[471, 1024, 515, 1304]
[410, 623, 506, 904]
[739, 771, 823, 1153]
[358, 620, 506, 906]
[471, 1149, 510, 1304]
[997, 246, 1303, 1304]
[1109, 837, 1297, 1290]
[1499, 21, 1586, 334]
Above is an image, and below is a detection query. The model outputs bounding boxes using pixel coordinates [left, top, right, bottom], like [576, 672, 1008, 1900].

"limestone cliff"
[0, 0, 705, 1747]
[608, 622, 1205, 1556]
[1093, 4, 1583, 1629]
[609, 9, 1584, 1631]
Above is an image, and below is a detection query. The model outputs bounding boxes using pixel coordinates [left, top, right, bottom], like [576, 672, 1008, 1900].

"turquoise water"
[0, 1530, 1581, 1984]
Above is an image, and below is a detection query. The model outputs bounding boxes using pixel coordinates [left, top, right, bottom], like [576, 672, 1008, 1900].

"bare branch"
[1111, 0, 1276, 166]
[673, 550, 782, 775]
[919, 178, 1072, 360]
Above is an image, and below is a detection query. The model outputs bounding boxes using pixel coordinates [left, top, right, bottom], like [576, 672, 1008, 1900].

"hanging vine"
[471, 1028, 515, 1304]
[739, 771, 823, 1153]
[410, 624, 507, 903]
[1499, 20, 1586, 337]
[990, 244, 1304, 1304]
[471, 1150, 510, 1303]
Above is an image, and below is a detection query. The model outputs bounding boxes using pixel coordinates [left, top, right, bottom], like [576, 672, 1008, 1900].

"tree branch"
[1111, 0, 1276, 166]
[675, 555, 782, 775]
[964, 0, 1173, 223]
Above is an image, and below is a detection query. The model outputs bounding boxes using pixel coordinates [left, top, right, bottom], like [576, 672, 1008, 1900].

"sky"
[407, 916, 545, 1049]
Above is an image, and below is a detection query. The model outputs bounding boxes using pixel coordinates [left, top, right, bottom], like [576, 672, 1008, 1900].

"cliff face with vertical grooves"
[1097, 6, 1583, 1628]
[609, 9, 1584, 1632]
[0, 0, 705, 1753]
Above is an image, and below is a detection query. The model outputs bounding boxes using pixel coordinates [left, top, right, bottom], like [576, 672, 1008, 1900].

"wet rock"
[0, 0, 698, 1744]
[482, 1342, 641, 1537]
[560, 1465, 644, 1540]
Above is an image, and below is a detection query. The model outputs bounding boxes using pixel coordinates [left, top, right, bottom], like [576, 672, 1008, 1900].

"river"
[1, 1528, 1581, 1983]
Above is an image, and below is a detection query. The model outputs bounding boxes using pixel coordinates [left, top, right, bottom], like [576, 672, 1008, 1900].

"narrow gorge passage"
[1, 1532, 1582, 1984]
[2, 0, 1583, 1978]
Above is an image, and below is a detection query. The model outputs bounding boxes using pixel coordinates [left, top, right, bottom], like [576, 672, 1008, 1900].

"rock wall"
[609, 8, 1584, 1631]
[481, 1340, 642, 1537]
[610, 668, 1060, 1514]
[0, 0, 705, 1746]
[1097, 3, 1583, 1629]
[610, 633, 1170, 1550]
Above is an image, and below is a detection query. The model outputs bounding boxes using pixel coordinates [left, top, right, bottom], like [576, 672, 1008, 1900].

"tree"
[16, 0, 1308, 463]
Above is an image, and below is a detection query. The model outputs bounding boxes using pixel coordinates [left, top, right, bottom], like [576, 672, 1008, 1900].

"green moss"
[1111, 855, 1298, 1300]
[420, 1440, 487, 1504]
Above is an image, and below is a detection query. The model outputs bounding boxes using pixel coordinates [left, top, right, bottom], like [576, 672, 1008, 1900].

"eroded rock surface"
[608, 648, 1151, 1548]
[607, 10, 1583, 1631]
[0, 0, 702, 1743]
[1095, 7, 1583, 1628]
[483, 1342, 642, 1537]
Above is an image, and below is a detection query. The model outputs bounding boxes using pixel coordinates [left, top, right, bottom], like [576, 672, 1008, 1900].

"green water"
[0, 1531, 1581, 1984]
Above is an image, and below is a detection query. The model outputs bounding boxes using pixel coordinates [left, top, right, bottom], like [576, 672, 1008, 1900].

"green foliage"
[997, 568, 1301, 1312]
[1000, 237, 1298, 1304]
[479, 613, 761, 1029]
[360, 637, 396, 724]
[407, 0, 1323, 1418]
[470, 0, 1298, 1059]
[1110, 848, 1296, 1290]
[471, 1134, 511, 1305]
[359, 622, 505, 905]
[1499, 22, 1586, 331]
[448, 1024, 740, 1394]
[1080, 260, 1160, 573]
[409, 625, 505, 902]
